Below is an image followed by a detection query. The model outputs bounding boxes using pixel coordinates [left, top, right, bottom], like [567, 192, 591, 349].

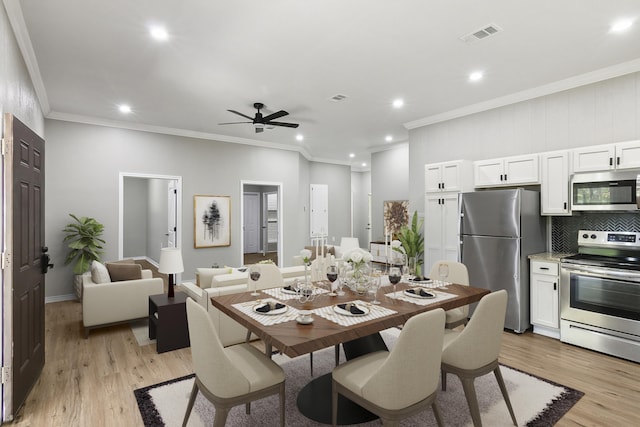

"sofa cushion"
[90, 261, 111, 284]
[196, 267, 234, 288]
[106, 262, 142, 282]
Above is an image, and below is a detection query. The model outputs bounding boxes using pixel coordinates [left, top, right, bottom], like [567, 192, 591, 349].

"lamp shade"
[158, 247, 184, 274]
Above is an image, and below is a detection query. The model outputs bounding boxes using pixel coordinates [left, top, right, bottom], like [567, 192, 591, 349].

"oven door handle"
[562, 264, 640, 280]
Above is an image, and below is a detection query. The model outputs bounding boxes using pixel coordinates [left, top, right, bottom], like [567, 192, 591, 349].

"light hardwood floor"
[7, 300, 640, 426]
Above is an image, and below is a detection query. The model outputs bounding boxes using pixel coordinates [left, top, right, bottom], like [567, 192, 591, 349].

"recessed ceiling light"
[392, 99, 404, 108]
[385, 135, 393, 142]
[361, 162, 367, 167]
[118, 104, 132, 114]
[150, 26, 169, 41]
[349, 153, 355, 158]
[610, 19, 634, 33]
[296, 134, 304, 141]
[469, 71, 484, 82]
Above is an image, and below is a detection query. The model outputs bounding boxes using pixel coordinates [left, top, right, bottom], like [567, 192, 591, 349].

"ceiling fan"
[219, 102, 299, 133]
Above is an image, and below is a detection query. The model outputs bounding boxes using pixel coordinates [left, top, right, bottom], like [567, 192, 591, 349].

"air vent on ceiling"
[329, 94, 348, 102]
[459, 23, 503, 43]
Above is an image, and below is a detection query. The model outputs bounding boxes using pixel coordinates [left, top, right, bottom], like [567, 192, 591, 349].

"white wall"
[309, 162, 352, 245]
[371, 145, 409, 241]
[408, 71, 640, 212]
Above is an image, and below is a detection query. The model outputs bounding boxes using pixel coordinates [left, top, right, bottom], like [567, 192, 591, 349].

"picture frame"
[194, 195, 231, 248]
[383, 200, 409, 237]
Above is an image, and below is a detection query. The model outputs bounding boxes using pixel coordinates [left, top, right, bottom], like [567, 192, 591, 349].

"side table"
[148, 292, 190, 353]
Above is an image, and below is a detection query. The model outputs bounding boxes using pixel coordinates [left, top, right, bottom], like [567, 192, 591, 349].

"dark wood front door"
[4, 114, 46, 417]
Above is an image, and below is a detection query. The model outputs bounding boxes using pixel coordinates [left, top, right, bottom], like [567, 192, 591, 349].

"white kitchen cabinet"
[540, 150, 571, 216]
[424, 160, 473, 193]
[474, 154, 539, 188]
[530, 259, 560, 339]
[424, 193, 459, 271]
[573, 140, 640, 172]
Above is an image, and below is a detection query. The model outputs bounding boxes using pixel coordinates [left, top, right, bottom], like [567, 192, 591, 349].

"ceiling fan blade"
[255, 127, 264, 133]
[262, 110, 289, 122]
[227, 109, 254, 120]
[218, 121, 252, 125]
[266, 121, 299, 128]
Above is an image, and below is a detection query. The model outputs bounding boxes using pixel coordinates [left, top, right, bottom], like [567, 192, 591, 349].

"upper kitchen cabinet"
[424, 160, 473, 193]
[474, 154, 539, 188]
[540, 150, 571, 216]
[573, 140, 640, 172]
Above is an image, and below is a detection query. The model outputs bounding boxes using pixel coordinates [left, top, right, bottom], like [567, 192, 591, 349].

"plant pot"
[74, 274, 83, 301]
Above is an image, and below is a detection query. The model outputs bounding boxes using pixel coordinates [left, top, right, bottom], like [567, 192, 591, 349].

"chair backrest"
[250, 263, 285, 290]
[362, 309, 445, 410]
[441, 290, 508, 370]
[186, 298, 250, 398]
[428, 260, 469, 285]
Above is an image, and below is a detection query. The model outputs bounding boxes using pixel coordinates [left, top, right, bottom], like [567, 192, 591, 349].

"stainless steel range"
[560, 230, 640, 363]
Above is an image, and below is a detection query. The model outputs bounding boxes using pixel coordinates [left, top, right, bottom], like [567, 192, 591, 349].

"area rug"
[134, 329, 583, 426]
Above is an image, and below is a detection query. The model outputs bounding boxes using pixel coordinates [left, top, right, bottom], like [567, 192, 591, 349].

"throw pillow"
[90, 261, 111, 284]
[106, 262, 142, 282]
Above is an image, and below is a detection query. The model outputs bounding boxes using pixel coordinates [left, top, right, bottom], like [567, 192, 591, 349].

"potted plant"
[63, 214, 105, 298]
[392, 210, 425, 278]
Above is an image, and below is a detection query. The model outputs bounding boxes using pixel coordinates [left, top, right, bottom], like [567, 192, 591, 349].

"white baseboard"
[45, 293, 77, 304]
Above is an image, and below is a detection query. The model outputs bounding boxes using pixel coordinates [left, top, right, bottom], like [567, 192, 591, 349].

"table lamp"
[158, 247, 184, 298]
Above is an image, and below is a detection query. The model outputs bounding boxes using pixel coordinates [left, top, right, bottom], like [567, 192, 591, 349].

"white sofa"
[178, 263, 306, 346]
[82, 268, 164, 338]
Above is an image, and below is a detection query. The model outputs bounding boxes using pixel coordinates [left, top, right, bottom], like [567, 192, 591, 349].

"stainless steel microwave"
[571, 171, 640, 211]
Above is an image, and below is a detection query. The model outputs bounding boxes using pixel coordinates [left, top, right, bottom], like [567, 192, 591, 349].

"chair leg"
[181, 381, 199, 427]
[432, 401, 445, 427]
[460, 377, 482, 427]
[279, 382, 286, 427]
[334, 344, 340, 366]
[331, 380, 339, 427]
[441, 368, 447, 391]
[310, 352, 314, 376]
[213, 406, 229, 427]
[493, 366, 518, 426]
[245, 402, 251, 414]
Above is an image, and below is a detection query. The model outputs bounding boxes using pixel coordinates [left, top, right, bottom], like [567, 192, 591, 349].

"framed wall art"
[383, 200, 409, 237]
[194, 195, 231, 248]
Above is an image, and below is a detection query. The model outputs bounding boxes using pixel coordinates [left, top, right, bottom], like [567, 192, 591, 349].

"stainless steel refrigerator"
[460, 189, 546, 333]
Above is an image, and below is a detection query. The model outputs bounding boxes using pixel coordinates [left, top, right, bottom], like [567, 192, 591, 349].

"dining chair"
[440, 289, 517, 427]
[428, 260, 470, 328]
[183, 298, 286, 427]
[251, 263, 285, 290]
[332, 309, 446, 427]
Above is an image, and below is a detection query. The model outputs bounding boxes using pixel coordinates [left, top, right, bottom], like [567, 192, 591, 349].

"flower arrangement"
[343, 247, 373, 269]
[300, 249, 312, 266]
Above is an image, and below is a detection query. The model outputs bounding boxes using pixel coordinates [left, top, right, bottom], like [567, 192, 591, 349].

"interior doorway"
[118, 173, 182, 264]
[241, 181, 282, 266]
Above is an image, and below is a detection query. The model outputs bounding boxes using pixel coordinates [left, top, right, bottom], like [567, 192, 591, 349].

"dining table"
[210, 280, 490, 425]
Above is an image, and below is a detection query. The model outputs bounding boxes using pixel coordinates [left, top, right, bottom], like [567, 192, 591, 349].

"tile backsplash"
[552, 213, 640, 253]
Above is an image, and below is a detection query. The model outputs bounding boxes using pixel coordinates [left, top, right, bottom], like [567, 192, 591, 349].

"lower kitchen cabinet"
[530, 259, 560, 339]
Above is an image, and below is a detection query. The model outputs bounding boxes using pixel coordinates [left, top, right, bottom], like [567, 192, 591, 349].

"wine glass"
[369, 270, 382, 304]
[248, 265, 261, 296]
[337, 263, 347, 296]
[389, 266, 401, 298]
[326, 265, 338, 296]
[437, 263, 449, 286]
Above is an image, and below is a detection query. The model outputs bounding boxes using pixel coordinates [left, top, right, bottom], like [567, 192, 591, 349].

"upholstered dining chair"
[440, 289, 517, 427]
[332, 309, 446, 427]
[429, 260, 470, 328]
[183, 298, 285, 427]
[250, 263, 285, 291]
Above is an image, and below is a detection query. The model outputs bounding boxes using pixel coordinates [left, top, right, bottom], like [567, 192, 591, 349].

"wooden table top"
[211, 283, 489, 358]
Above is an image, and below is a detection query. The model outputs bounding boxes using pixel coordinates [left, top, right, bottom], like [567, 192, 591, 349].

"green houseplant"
[63, 214, 106, 275]
[392, 210, 425, 278]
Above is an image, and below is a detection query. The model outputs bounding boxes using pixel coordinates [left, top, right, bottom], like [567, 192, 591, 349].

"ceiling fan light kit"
[220, 102, 299, 133]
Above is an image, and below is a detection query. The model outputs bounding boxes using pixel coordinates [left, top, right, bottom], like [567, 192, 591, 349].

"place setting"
[313, 299, 397, 326]
[232, 298, 301, 325]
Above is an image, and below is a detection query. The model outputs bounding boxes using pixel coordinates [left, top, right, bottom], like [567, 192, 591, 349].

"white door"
[442, 193, 460, 262]
[243, 192, 260, 253]
[167, 180, 178, 248]
[424, 195, 444, 270]
[310, 184, 328, 237]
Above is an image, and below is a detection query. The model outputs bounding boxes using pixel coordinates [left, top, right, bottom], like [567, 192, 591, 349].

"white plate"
[333, 304, 370, 317]
[253, 303, 288, 315]
[296, 316, 314, 324]
[281, 287, 299, 295]
[404, 289, 436, 299]
[410, 278, 433, 285]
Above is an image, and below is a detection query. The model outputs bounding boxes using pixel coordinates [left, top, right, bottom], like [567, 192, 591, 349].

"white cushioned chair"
[332, 309, 446, 427]
[429, 260, 470, 329]
[82, 261, 164, 338]
[441, 290, 517, 427]
[183, 298, 285, 427]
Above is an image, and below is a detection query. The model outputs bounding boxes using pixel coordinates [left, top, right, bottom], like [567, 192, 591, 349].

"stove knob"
[582, 233, 589, 239]
[591, 234, 597, 239]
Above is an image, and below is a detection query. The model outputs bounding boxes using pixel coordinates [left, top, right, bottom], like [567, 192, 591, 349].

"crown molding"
[368, 140, 409, 154]
[3, 0, 50, 115]
[404, 58, 640, 130]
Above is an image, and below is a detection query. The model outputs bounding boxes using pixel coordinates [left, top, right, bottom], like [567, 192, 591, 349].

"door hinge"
[1, 252, 9, 269]
[1, 366, 10, 384]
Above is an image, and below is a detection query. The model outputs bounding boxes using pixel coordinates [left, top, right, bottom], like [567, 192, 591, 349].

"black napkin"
[337, 303, 365, 315]
[411, 276, 429, 282]
[406, 288, 435, 298]
[255, 302, 286, 313]
[283, 285, 294, 291]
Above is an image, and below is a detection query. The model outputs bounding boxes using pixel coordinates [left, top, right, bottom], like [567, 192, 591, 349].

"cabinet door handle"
[617, 156, 620, 165]
[610, 157, 613, 166]
[504, 174, 507, 181]
[564, 202, 567, 209]
[540, 267, 549, 270]
[553, 282, 557, 291]
[500, 174, 503, 181]
[441, 182, 445, 189]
